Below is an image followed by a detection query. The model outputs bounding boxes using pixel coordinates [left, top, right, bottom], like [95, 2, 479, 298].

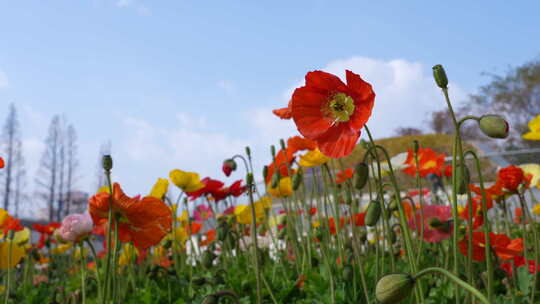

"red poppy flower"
[272, 99, 293, 119]
[88, 183, 172, 249]
[187, 178, 246, 202]
[309, 207, 317, 216]
[498, 165, 527, 192]
[1, 216, 23, 234]
[0, 157, 4, 169]
[199, 229, 216, 247]
[352, 212, 365, 227]
[335, 168, 354, 184]
[328, 216, 345, 235]
[289, 70, 375, 158]
[459, 231, 523, 261]
[286, 136, 317, 157]
[407, 188, 430, 197]
[403, 148, 446, 177]
[443, 164, 452, 177]
[501, 256, 540, 276]
[513, 207, 525, 224]
[33, 222, 61, 248]
[469, 182, 504, 204]
[459, 195, 493, 229]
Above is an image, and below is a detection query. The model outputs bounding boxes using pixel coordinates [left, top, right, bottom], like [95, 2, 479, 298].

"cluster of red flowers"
[33, 222, 61, 248]
[186, 178, 246, 202]
[459, 232, 523, 262]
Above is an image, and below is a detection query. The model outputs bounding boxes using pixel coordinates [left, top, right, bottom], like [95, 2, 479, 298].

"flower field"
[2, 65, 540, 304]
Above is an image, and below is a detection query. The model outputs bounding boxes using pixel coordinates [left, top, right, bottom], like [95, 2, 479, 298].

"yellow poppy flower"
[169, 169, 205, 192]
[0, 242, 26, 269]
[150, 178, 169, 198]
[519, 163, 540, 189]
[118, 244, 138, 266]
[0, 208, 8, 226]
[533, 203, 540, 216]
[171, 226, 189, 243]
[73, 247, 88, 261]
[11, 228, 30, 245]
[298, 149, 330, 167]
[234, 201, 266, 225]
[311, 220, 321, 228]
[523, 115, 540, 140]
[51, 243, 72, 255]
[259, 196, 272, 209]
[267, 177, 293, 198]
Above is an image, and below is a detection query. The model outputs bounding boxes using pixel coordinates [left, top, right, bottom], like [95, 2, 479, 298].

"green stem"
[414, 267, 489, 304]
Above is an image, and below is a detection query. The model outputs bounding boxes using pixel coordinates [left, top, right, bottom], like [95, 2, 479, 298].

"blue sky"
[0, 1, 539, 217]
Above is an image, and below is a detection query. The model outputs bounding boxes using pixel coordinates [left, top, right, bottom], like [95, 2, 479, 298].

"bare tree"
[13, 141, 27, 217]
[64, 124, 79, 216]
[36, 115, 62, 222]
[1, 103, 24, 214]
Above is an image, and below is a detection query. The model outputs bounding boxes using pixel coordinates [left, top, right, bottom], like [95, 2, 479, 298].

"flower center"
[322, 93, 355, 123]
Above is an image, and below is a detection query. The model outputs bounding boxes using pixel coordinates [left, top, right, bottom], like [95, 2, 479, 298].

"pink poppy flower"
[408, 205, 452, 243]
[193, 205, 213, 222]
[58, 211, 94, 243]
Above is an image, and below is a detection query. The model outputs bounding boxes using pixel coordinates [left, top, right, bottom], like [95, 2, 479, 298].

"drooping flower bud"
[246, 173, 254, 186]
[432, 64, 448, 89]
[270, 145, 276, 158]
[245, 146, 251, 158]
[478, 115, 509, 139]
[375, 273, 415, 304]
[354, 163, 369, 190]
[222, 159, 237, 177]
[365, 200, 381, 227]
[292, 171, 303, 190]
[413, 140, 419, 154]
[279, 138, 286, 150]
[455, 164, 470, 195]
[388, 198, 399, 212]
[102, 155, 113, 171]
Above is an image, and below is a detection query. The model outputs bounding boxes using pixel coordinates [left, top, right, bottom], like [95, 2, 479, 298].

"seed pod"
[478, 115, 509, 139]
[432, 64, 448, 89]
[292, 171, 303, 190]
[246, 172, 254, 186]
[455, 164, 470, 195]
[343, 264, 354, 281]
[375, 273, 415, 304]
[354, 163, 369, 190]
[102, 155, 113, 171]
[365, 200, 381, 227]
[245, 146, 251, 158]
[279, 138, 286, 150]
[270, 145, 276, 158]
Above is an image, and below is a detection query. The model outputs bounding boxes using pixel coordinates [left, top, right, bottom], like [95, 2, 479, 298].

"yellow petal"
[267, 177, 293, 198]
[298, 149, 329, 168]
[520, 164, 540, 188]
[533, 203, 540, 216]
[0, 242, 26, 269]
[170, 169, 205, 192]
[235, 204, 252, 224]
[150, 178, 169, 198]
[12, 228, 30, 245]
[51, 243, 72, 255]
[97, 186, 110, 194]
[523, 115, 540, 140]
[0, 208, 8, 226]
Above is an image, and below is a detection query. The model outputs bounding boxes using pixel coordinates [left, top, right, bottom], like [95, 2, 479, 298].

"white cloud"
[252, 56, 467, 141]
[0, 69, 9, 88]
[115, 0, 151, 15]
[116, 0, 133, 8]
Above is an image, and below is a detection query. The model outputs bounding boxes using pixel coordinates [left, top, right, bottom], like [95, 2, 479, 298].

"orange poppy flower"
[459, 195, 493, 229]
[288, 70, 375, 158]
[88, 183, 172, 249]
[459, 231, 523, 261]
[335, 168, 354, 184]
[0, 157, 4, 169]
[403, 148, 446, 177]
[265, 149, 294, 184]
[199, 229, 216, 247]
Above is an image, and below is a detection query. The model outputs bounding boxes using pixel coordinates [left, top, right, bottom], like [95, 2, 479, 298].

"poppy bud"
[365, 200, 381, 227]
[222, 159, 237, 177]
[413, 140, 419, 154]
[271, 172, 280, 188]
[478, 115, 509, 139]
[354, 163, 369, 190]
[246, 173, 254, 186]
[375, 273, 415, 304]
[343, 264, 354, 281]
[201, 295, 219, 304]
[262, 165, 269, 180]
[245, 146, 251, 158]
[432, 64, 448, 89]
[202, 250, 217, 268]
[455, 164, 470, 195]
[279, 138, 286, 150]
[270, 145, 276, 158]
[292, 171, 303, 190]
[388, 198, 399, 212]
[388, 229, 397, 244]
[102, 155, 113, 171]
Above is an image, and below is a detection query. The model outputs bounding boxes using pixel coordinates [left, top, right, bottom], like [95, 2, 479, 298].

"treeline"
[0, 104, 88, 221]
